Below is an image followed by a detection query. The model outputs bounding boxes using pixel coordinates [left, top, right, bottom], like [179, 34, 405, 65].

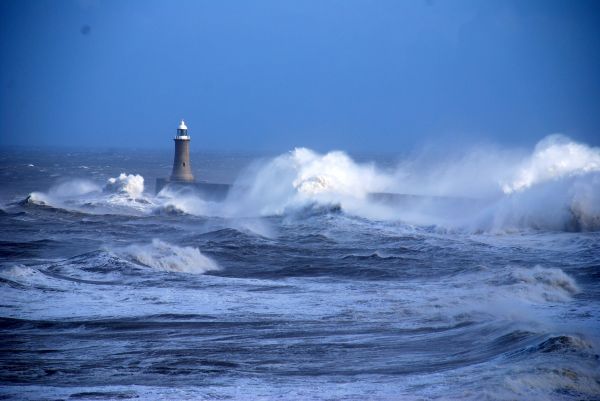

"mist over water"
[1, 135, 599, 400]
[20, 135, 600, 232]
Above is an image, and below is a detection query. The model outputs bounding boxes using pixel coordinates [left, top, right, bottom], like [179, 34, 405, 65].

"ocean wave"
[155, 186, 212, 216]
[20, 192, 53, 208]
[502, 364, 600, 401]
[0, 239, 60, 259]
[18, 173, 154, 215]
[220, 136, 600, 231]
[152, 204, 188, 216]
[103, 173, 145, 199]
[120, 239, 219, 274]
[0, 264, 67, 290]
[224, 147, 391, 218]
[18, 179, 102, 211]
[471, 265, 580, 309]
[426, 265, 582, 327]
[533, 334, 595, 355]
[474, 172, 600, 232]
[502, 134, 600, 194]
[0, 264, 40, 279]
[16, 136, 600, 232]
[505, 265, 579, 302]
[17, 193, 91, 218]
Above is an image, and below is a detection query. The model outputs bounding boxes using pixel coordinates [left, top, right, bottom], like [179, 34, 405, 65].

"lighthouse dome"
[178, 120, 188, 130]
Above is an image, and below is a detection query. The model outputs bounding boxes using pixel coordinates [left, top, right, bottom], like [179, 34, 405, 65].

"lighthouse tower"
[170, 119, 195, 182]
[156, 118, 230, 197]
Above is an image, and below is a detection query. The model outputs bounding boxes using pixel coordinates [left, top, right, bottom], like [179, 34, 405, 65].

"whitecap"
[120, 239, 219, 274]
[103, 173, 145, 199]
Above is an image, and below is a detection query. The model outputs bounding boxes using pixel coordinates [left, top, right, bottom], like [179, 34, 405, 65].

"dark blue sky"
[1, 0, 599, 152]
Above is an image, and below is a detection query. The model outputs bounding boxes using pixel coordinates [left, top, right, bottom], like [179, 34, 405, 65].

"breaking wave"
[502, 134, 600, 193]
[103, 173, 145, 199]
[23, 179, 101, 209]
[420, 264, 581, 324]
[155, 185, 211, 216]
[20, 173, 153, 215]
[120, 239, 219, 274]
[16, 135, 600, 231]
[223, 136, 599, 231]
[0, 265, 42, 284]
[224, 147, 391, 217]
[533, 334, 594, 354]
[500, 265, 580, 303]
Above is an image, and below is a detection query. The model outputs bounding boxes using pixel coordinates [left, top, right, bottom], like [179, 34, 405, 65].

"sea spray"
[3, 145, 599, 401]
[104, 173, 145, 198]
[48, 179, 101, 198]
[502, 134, 600, 194]
[224, 147, 392, 217]
[17, 135, 600, 231]
[155, 185, 211, 216]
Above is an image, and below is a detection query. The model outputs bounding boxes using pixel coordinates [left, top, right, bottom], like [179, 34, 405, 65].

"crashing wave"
[103, 173, 145, 199]
[16, 174, 152, 215]
[120, 239, 219, 274]
[289, 148, 390, 197]
[225, 147, 391, 217]
[16, 135, 600, 231]
[477, 172, 600, 232]
[155, 186, 212, 216]
[19, 192, 51, 207]
[504, 265, 579, 302]
[468, 135, 600, 232]
[502, 135, 600, 194]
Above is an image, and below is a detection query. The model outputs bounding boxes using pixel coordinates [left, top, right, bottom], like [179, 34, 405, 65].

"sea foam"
[121, 239, 219, 274]
[18, 135, 600, 231]
[502, 134, 600, 193]
[104, 173, 145, 199]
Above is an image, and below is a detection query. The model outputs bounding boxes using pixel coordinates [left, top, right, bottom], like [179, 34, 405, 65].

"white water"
[502, 134, 600, 193]
[120, 239, 219, 274]
[104, 173, 145, 198]
[24, 135, 600, 231]
[4, 140, 600, 401]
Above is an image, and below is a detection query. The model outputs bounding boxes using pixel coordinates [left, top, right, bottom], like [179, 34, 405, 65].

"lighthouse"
[155, 119, 230, 199]
[170, 119, 195, 182]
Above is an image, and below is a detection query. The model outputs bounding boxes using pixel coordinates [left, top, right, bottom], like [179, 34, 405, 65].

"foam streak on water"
[0, 137, 599, 400]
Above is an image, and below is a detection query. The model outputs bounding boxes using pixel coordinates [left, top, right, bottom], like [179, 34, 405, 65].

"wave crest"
[226, 147, 391, 217]
[17, 135, 600, 232]
[502, 134, 600, 194]
[506, 265, 579, 302]
[104, 173, 145, 199]
[121, 239, 219, 274]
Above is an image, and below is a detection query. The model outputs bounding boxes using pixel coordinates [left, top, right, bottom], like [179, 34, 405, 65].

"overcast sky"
[1, 0, 599, 152]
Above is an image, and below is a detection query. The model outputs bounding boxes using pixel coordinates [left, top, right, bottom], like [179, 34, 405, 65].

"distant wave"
[18, 174, 153, 215]
[502, 134, 600, 193]
[229, 136, 600, 231]
[13, 135, 600, 232]
[103, 173, 145, 199]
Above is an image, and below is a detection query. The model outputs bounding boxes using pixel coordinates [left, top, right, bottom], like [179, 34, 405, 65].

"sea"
[0, 135, 599, 400]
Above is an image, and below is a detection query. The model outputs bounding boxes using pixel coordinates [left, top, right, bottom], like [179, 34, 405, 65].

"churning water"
[0, 135, 599, 400]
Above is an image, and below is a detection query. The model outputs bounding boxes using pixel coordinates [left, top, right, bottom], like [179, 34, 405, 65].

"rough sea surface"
[1, 138, 599, 400]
